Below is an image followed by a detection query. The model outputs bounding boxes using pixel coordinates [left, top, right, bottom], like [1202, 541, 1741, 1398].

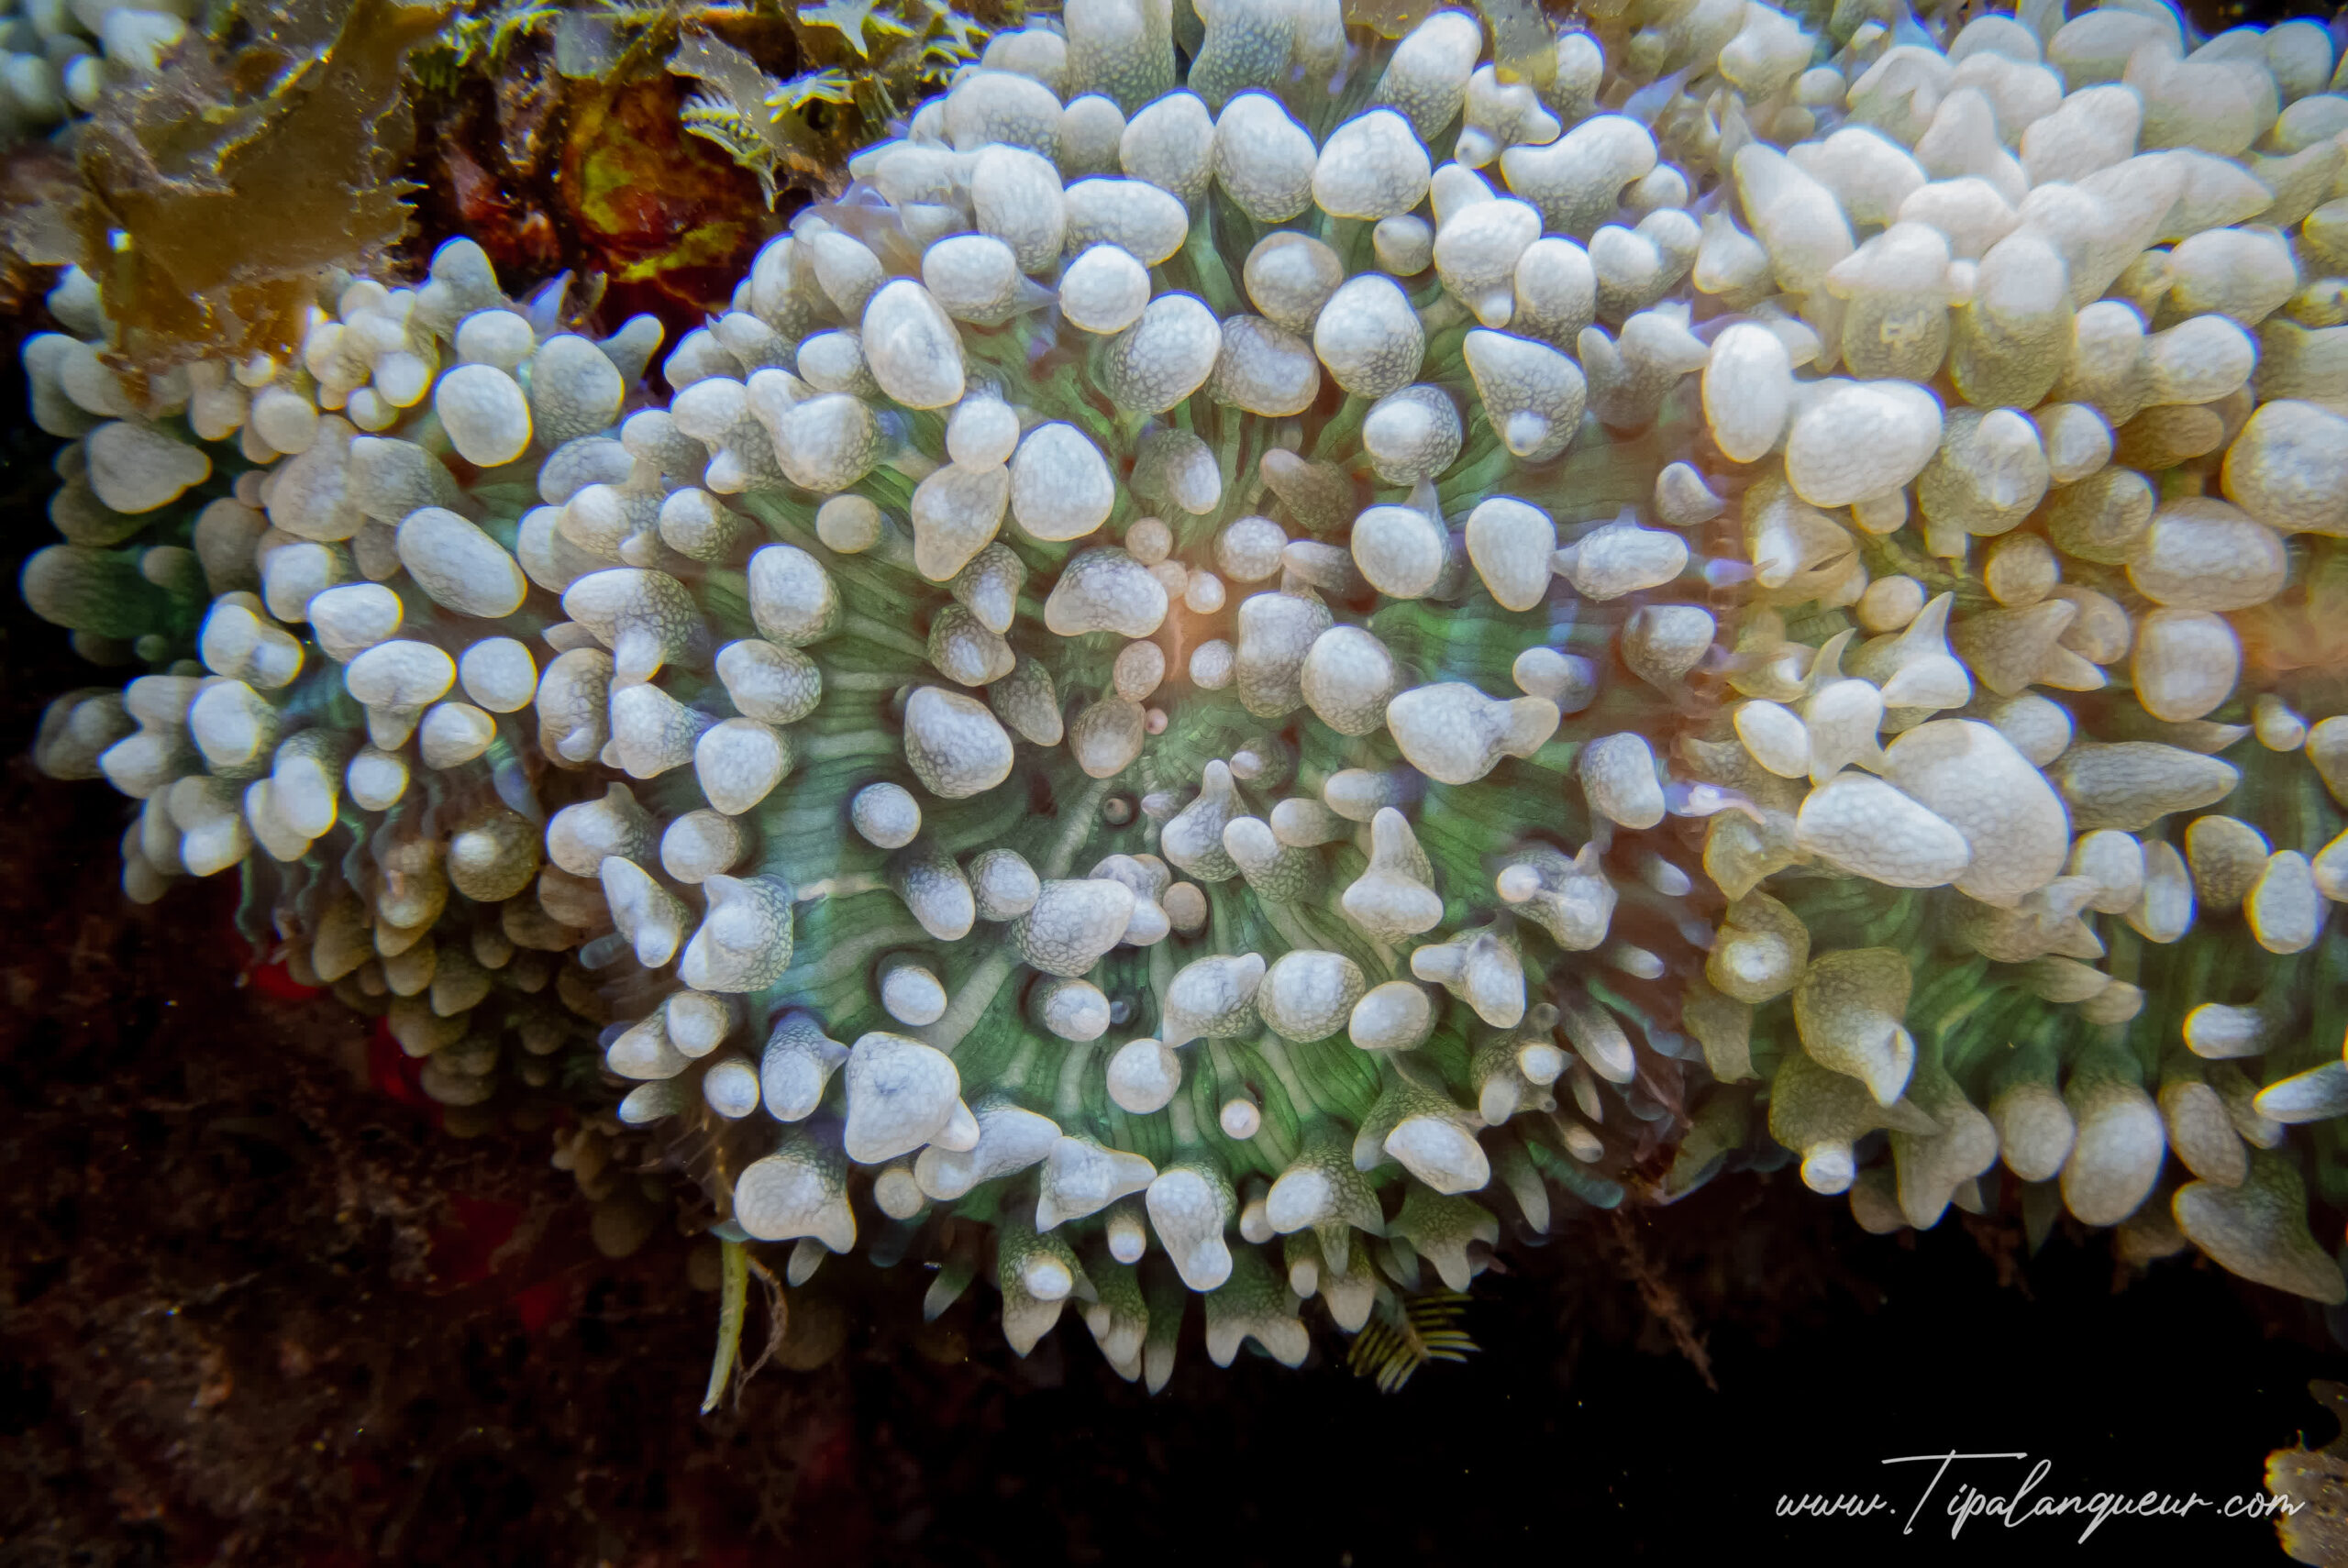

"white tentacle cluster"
[27, 0, 2348, 1374]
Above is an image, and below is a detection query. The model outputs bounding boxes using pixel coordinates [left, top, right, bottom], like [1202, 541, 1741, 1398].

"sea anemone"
[0, 0, 191, 130]
[21, 0, 2348, 1386]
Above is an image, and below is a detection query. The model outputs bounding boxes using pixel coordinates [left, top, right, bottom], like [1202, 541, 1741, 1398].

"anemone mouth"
[22, 0, 2348, 1380]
